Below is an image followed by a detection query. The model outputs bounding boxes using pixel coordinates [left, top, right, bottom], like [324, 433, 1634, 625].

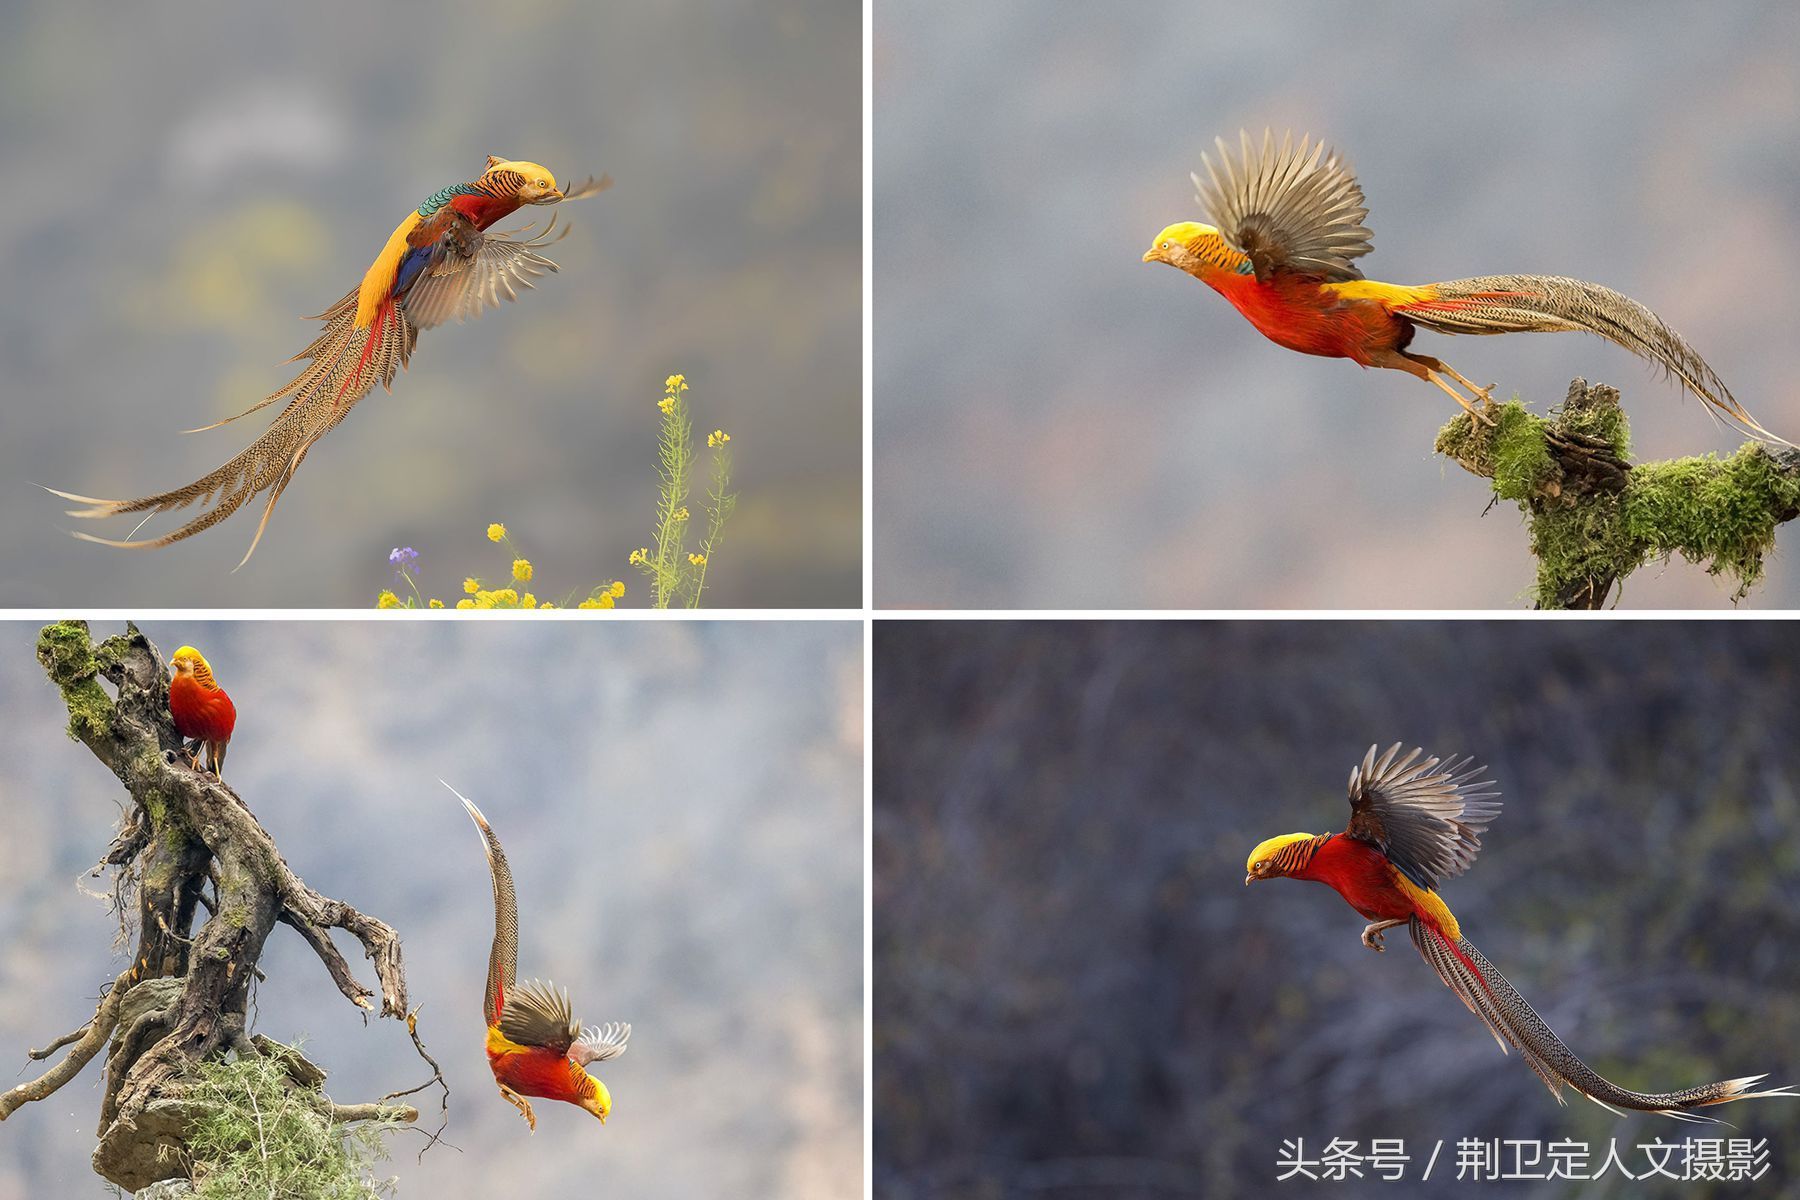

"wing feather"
[1344, 742, 1500, 889]
[1193, 128, 1373, 282]
[497, 977, 581, 1055]
[399, 214, 568, 331]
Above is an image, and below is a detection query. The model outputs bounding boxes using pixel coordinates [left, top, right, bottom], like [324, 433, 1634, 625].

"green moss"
[38, 621, 114, 743]
[1560, 393, 1632, 459]
[1524, 445, 1800, 606]
[1528, 491, 1645, 606]
[1438, 393, 1795, 607]
[1621, 448, 1800, 594]
[1488, 403, 1556, 501]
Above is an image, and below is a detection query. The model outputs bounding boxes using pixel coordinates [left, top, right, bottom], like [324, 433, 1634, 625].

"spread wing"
[570, 1021, 631, 1067]
[1343, 743, 1500, 890]
[497, 978, 580, 1055]
[1193, 128, 1373, 283]
[399, 214, 569, 330]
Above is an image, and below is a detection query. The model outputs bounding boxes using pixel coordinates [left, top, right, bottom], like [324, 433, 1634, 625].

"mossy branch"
[7, 621, 441, 1194]
[1436, 379, 1800, 608]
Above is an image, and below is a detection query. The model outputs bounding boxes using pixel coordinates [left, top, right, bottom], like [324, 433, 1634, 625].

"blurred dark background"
[0, 619, 863, 1198]
[874, 621, 1800, 1197]
[0, 0, 859, 606]
[874, 1, 1800, 608]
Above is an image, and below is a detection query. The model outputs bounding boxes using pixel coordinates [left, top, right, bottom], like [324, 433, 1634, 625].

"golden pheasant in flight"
[1144, 130, 1786, 444]
[52, 157, 611, 566]
[450, 782, 629, 1129]
[1246, 744, 1797, 1119]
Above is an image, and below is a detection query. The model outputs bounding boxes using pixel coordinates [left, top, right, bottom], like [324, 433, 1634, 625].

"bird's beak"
[1244, 873, 1255, 886]
[1142, 246, 1161, 264]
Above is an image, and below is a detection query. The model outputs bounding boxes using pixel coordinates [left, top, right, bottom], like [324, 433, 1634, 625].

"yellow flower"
[578, 598, 603, 609]
[665, 374, 686, 391]
[521, 592, 537, 608]
[608, 580, 625, 598]
[377, 590, 402, 609]
[429, 598, 444, 609]
[688, 552, 707, 566]
[512, 558, 533, 582]
[494, 588, 519, 606]
[707, 429, 731, 447]
[658, 396, 675, 413]
[474, 591, 497, 609]
[628, 548, 646, 566]
[486, 523, 507, 543]
[456, 599, 476, 610]
[539, 600, 556, 609]
[673, 507, 690, 522]
[463, 577, 480, 595]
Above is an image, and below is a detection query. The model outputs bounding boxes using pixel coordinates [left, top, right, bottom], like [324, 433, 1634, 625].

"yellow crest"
[1152, 220, 1218, 250]
[1245, 831, 1314, 874]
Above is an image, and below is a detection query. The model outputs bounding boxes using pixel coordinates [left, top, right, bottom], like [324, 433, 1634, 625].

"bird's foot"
[1361, 920, 1405, 952]
[499, 1085, 537, 1131]
[1458, 394, 1497, 427]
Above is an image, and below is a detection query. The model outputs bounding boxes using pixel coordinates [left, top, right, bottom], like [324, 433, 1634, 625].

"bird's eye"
[1161, 242, 1172, 251]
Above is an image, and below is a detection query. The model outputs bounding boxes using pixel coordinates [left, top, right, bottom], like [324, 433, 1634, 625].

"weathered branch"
[1437, 379, 1800, 608]
[0, 970, 132, 1120]
[15, 621, 439, 1192]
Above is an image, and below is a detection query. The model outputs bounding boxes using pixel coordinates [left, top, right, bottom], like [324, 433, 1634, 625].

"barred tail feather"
[1409, 917, 1796, 1120]
[447, 782, 518, 1027]
[1404, 274, 1789, 446]
[50, 294, 415, 566]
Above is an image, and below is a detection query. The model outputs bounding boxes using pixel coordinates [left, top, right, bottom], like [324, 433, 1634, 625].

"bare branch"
[0, 969, 133, 1121]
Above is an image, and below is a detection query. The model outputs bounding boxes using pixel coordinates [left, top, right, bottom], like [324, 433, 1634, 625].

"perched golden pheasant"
[449, 782, 629, 1129]
[51, 157, 611, 567]
[1144, 130, 1786, 443]
[1247, 744, 1797, 1119]
[168, 645, 235, 779]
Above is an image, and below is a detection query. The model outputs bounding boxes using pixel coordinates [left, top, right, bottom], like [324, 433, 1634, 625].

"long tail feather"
[53, 291, 415, 564]
[1404, 275, 1791, 447]
[1409, 916, 1797, 1119]
[447, 781, 518, 1027]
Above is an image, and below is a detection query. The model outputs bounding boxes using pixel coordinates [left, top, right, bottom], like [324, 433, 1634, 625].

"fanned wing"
[399, 214, 569, 330]
[1343, 743, 1500, 890]
[570, 1021, 631, 1067]
[498, 978, 581, 1055]
[1194, 128, 1373, 283]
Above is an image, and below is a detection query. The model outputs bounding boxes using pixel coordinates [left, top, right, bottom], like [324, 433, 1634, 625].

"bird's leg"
[498, 1084, 537, 1131]
[1424, 369, 1496, 426]
[1361, 918, 1408, 952]
[1368, 347, 1495, 426]
[179, 737, 203, 771]
[1431, 359, 1495, 407]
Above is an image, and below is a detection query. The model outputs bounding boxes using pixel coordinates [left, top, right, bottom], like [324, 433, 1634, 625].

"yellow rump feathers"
[1391, 869, 1461, 940]
[356, 210, 424, 329]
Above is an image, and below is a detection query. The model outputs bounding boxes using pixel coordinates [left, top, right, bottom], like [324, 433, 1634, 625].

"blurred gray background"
[875, 621, 1800, 1197]
[0, 619, 863, 1198]
[1, 1, 860, 607]
[874, 1, 1800, 608]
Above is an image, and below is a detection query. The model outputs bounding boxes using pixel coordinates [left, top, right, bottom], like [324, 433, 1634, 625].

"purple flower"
[389, 546, 419, 579]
